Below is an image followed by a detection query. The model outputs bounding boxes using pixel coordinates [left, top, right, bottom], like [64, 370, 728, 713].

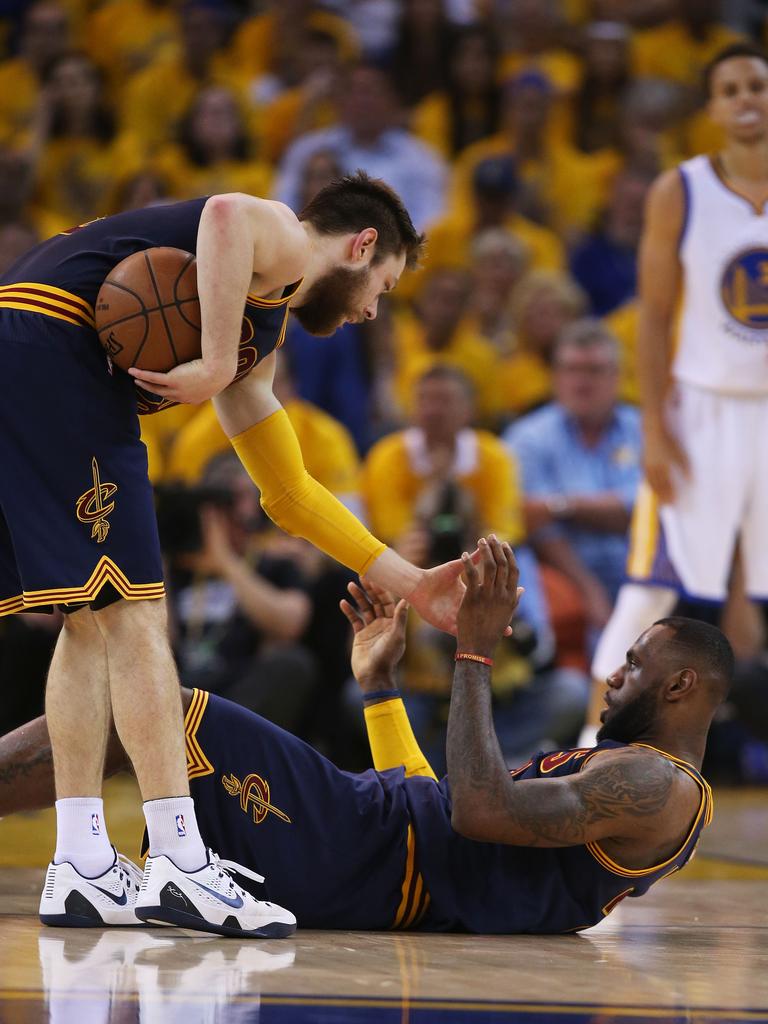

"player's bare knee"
[59, 605, 101, 640]
[92, 595, 168, 642]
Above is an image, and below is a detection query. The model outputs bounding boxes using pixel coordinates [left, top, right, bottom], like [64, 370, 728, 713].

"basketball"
[94, 247, 201, 373]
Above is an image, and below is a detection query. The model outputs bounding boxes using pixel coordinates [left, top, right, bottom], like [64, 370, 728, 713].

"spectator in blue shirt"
[568, 169, 652, 316]
[503, 319, 642, 652]
[273, 63, 447, 231]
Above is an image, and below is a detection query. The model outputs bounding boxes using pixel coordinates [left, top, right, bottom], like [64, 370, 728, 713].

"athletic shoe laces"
[113, 852, 143, 890]
[208, 849, 265, 899]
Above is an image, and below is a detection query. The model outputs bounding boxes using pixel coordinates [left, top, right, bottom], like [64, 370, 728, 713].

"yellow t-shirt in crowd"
[119, 51, 247, 150]
[392, 310, 503, 423]
[631, 20, 742, 88]
[84, 0, 178, 92]
[229, 9, 358, 82]
[0, 59, 39, 145]
[450, 132, 608, 235]
[151, 144, 272, 202]
[162, 397, 360, 499]
[498, 348, 553, 419]
[360, 427, 524, 544]
[34, 132, 146, 223]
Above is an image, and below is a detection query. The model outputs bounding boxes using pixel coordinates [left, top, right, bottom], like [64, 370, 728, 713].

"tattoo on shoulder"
[497, 751, 677, 846]
[577, 751, 676, 823]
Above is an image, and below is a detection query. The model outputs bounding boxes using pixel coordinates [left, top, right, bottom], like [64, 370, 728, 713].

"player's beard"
[293, 264, 371, 337]
[596, 686, 660, 745]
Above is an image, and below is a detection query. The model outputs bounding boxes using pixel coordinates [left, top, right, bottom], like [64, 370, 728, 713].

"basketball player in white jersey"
[582, 43, 768, 743]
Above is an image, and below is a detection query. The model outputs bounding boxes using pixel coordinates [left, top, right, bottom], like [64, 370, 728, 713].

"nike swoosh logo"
[89, 884, 128, 906]
[190, 880, 244, 909]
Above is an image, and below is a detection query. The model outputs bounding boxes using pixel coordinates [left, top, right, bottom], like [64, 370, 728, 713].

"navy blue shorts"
[184, 690, 432, 931]
[0, 310, 163, 614]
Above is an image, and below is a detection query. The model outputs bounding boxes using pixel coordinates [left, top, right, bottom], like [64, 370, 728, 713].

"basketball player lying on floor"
[0, 537, 731, 934]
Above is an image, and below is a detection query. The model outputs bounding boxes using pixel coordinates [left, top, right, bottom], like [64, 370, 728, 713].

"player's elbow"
[204, 192, 251, 223]
[450, 800, 497, 842]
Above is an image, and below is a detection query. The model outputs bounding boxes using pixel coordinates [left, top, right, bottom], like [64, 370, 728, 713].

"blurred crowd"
[1, 0, 768, 780]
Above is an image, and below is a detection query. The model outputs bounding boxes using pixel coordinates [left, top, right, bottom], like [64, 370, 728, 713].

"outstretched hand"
[456, 536, 523, 657]
[340, 581, 408, 692]
[402, 550, 515, 638]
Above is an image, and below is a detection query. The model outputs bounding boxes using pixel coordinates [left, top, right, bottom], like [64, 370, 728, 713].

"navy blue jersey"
[0, 199, 208, 306]
[0, 199, 299, 416]
[182, 691, 713, 934]
[0, 199, 299, 612]
[406, 743, 712, 934]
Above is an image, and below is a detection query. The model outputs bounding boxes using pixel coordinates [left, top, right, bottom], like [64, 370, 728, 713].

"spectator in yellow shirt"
[361, 364, 523, 553]
[0, 1, 72, 145]
[499, 270, 588, 419]
[463, 227, 530, 357]
[84, 0, 177, 96]
[28, 51, 144, 223]
[229, 0, 358, 104]
[411, 23, 503, 161]
[119, 1, 245, 151]
[259, 23, 350, 164]
[427, 155, 564, 279]
[153, 85, 271, 201]
[392, 267, 503, 426]
[495, 0, 582, 101]
[631, 0, 742, 94]
[450, 72, 609, 236]
[164, 353, 362, 514]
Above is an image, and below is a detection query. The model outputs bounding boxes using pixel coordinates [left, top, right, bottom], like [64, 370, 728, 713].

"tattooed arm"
[446, 536, 681, 847]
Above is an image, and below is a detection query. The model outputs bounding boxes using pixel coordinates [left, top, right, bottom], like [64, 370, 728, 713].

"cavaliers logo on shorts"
[222, 771, 292, 826]
[720, 248, 768, 332]
[75, 458, 117, 543]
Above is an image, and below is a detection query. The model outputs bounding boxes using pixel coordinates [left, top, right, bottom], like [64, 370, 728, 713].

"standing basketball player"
[0, 173, 478, 936]
[583, 44, 768, 742]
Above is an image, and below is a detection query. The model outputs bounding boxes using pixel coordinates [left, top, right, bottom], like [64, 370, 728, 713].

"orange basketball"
[95, 247, 201, 373]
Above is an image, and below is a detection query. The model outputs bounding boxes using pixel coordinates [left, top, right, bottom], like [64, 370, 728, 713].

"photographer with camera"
[361, 365, 588, 771]
[158, 452, 317, 733]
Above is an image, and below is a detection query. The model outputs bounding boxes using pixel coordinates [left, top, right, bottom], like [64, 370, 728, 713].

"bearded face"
[596, 683, 661, 744]
[292, 264, 371, 336]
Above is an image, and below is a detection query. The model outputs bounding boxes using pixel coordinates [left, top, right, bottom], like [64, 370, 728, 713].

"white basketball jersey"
[674, 153, 768, 395]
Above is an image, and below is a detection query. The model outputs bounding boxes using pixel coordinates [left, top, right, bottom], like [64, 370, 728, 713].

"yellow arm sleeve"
[363, 698, 438, 780]
[231, 408, 386, 575]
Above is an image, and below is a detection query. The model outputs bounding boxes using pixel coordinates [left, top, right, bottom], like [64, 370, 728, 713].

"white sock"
[54, 798, 114, 877]
[143, 796, 206, 872]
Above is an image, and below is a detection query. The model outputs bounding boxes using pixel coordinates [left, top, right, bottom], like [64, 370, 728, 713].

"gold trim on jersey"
[0, 555, 164, 617]
[601, 886, 635, 916]
[0, 283, 96, 329]
[626, 480, 659, 580]
[584, 744, 713, 877]
[391, 824, 431, 930]
[185, 688, 215, 781]
[246, 279, 303, 308]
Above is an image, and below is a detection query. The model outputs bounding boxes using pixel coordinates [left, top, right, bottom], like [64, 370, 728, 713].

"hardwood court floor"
[0, 780, 767, 1023]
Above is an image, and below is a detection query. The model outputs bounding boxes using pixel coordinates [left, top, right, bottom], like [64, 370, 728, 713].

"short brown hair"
[703, 42, 768, 98]
[298, 170, 425, 269]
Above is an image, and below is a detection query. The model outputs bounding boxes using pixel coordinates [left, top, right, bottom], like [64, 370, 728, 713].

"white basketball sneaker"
[134, 849, 296, 938]
[39, 848, 144, 927]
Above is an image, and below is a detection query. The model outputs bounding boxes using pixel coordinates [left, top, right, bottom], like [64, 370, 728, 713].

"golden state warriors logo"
[720, 248, 768, 331]
[75, 458, 117, 543]
[222, 772, 291, 825]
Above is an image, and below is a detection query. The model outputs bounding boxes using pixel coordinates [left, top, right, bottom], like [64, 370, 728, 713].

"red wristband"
[455, 652, 494, 667]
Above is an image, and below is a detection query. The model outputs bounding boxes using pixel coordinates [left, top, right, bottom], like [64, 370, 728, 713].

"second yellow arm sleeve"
[231, 409, 385, 575]
[363, 698, 437, 780]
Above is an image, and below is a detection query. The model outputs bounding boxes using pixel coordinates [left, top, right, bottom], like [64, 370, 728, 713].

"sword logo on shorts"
[222, 772, 292, 825]
[75, 458, 117, 543]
